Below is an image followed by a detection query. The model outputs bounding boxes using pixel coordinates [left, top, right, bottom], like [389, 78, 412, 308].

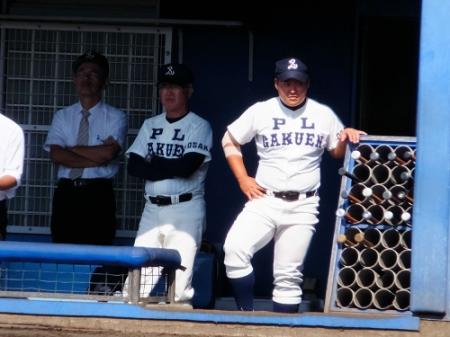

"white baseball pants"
[224, 195, 319, 305]
[132, 195, 205, 302]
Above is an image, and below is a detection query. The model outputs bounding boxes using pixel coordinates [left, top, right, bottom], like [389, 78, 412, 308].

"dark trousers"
[0, 200, 7, 240]
[51, 178, 117, 244]
[51, 178, 127, 292]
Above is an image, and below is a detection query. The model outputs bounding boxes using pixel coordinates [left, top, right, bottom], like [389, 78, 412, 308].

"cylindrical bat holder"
[372, 144, 395, 164]
[381, 228, 401, 250]
[394, 269, 411, 290]
[336, 287, 354, 308]
[393, 145, 414, 166]
[379, 248, 399, 270]
[356, 268, 378, 289]
[337, 266, 357, 288]
[340, 246, 360, 267]
[375, 269, 396, 289]
[398, 249, 411, 270]
[391, 165, 412, 185]
[360, 248, 380, 269]
[353, 288, 374, 309]
[400, 229, 412, 250]
[345, 204, 367, 224]
[373, 288, 395, 310]
[355, 228, 382, 249]
[393, 289, 410, 311]
[371, 164, 391, 186]
[351, 144, 374, 165]
[352, 163, 372, 185]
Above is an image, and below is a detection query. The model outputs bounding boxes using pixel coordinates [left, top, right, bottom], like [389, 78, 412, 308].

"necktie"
[69, 109, 90, 179]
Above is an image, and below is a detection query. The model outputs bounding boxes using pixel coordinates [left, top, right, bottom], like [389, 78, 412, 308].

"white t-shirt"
[44, 101, 127, 179]
[0, 113, 24, 200]
[228, 97, 344, 192]
[126, 112, 213, 196]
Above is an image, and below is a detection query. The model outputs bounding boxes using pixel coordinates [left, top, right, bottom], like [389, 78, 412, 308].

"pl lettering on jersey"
[146, 128, 209, 158]
[261, 117, 323, 148]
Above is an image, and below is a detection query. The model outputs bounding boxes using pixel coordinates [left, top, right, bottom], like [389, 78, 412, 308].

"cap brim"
[276, 71, 309, 82]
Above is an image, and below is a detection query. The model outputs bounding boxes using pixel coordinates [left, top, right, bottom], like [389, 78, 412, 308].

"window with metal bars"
[0, 23, 172, 237]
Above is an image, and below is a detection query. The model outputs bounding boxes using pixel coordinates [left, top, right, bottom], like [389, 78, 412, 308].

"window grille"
[0, 22, 172, 237]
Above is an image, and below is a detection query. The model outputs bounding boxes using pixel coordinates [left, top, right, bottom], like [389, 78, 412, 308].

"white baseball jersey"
[126, 111, 212, 196]
[228, 97, 344, 192]
[0, 113, 24, 201]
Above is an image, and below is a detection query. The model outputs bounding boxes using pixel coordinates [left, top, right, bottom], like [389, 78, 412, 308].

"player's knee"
[223, 240, 251, 266]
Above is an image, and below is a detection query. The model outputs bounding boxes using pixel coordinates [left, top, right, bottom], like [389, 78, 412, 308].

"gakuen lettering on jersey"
[145, 124, 210, 158]
[258, 116, 324, 149]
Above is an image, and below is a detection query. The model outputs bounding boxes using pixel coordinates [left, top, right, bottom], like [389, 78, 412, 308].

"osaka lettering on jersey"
[227, 97, 344, 192]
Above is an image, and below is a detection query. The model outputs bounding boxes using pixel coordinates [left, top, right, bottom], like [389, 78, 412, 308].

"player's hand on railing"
[237, 175, 266, 200]
[339, 128, 367, 144]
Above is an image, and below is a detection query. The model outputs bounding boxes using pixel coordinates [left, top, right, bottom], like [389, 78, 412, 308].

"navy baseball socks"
[229, 272, 254, 311]
[273, 301, 299, 313]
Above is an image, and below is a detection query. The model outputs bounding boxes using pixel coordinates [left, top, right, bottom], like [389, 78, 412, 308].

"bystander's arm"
[0, 176, 17, 191]
[49, 144, 100, 168]
[69, 136, 121, 165]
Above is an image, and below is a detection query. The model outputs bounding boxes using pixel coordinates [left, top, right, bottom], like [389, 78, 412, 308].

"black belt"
[148, 193, 192, 206]
[58, 178, 112, 188]
[272, 190, 317, 201]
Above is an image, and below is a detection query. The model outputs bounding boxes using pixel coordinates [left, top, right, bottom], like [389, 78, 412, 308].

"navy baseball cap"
[274, 57, 309, 82]
[72, 50, 109, 78]
[158, 63, 193, 87]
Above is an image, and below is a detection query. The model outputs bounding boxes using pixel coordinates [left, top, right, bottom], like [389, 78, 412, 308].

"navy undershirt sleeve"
[127, 152, 205, 181]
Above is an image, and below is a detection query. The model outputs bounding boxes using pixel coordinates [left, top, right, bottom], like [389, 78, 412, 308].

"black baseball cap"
[158, 63, 193, 87]
[274, 57, 309, 82]
[72, 50, 109, 78]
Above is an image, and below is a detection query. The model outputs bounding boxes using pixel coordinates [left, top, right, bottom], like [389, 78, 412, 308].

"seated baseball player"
[222, 57, 366, 313]
[123, 63, 213, 306]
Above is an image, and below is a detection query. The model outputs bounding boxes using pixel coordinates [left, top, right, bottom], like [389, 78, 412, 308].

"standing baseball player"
[125, 63, 212, 305]
[222, 57, 366, 313]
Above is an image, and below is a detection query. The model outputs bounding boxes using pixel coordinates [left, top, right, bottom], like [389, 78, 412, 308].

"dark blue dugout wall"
[166, 2, 358, 298]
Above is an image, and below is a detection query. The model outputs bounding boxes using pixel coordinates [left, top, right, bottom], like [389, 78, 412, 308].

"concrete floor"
[0, 313, 449, 337]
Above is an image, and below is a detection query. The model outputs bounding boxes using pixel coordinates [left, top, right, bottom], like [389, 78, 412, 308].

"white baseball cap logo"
[287, 58, 298, 70]
[165, 66, 175, 76]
